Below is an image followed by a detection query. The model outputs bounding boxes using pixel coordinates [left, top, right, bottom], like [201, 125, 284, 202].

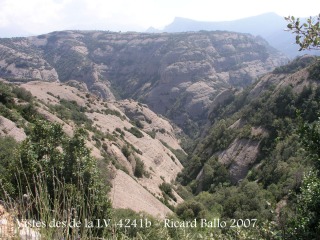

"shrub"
[134, 157, 145, 178]
[146, 130, 156, 139]
[115, 127, 125, 137]
[176, 201, 206, 220]
[121, 145, 130, 158]
[134, 119, 144, 129]
[1, 120, 111, 238]
[50, 99, 92, 125]
[12, 86, 33, 102]
[0, 136, 19, 197]
[159, 182, 177, 202]
[103, 108, 125, 120]
[159, 128, 166, 134]
[126, 127, 144, 138]
[0, 82, 14, 106]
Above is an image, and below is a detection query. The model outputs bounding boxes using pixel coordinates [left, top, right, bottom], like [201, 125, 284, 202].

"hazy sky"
[1, 0, 319, 36]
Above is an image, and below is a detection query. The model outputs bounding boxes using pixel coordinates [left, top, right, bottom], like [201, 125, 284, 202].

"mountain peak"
[162, 12, 319, 58]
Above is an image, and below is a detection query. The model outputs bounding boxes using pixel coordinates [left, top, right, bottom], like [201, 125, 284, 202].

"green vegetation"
[133, 119, 144, 129]
[158, 182, 176, 210]
[160, 139, 188, 165]
[49, 99, 92, 126]
[285, 14, 320, 51]
[176, 201, 206, 220]
[121, 145, 131, 158]
[103, 108, 126, 120]
[134, 157, 146, 178]
[175, 55, 320, 238]
[45, 43, 88, 81]
[285, 117, 320, 238]
[273, 55, 317, 74]
[0, 120, 111, 239]
[115, 127, 126, 137]
[309, 58, 320, 80]
[146, 129, 156, 138]
[0, 136, 18, 195]
[0, 81, 41, 127]
[0, 82, 116, 238]
[159, 182, 177, 202]
[125, 126, 144, 138]
[1, 19, 320, 239]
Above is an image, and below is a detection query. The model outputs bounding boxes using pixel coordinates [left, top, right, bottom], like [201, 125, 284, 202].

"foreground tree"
[283, 15, 320, 239]
[285, 14, 320, 51]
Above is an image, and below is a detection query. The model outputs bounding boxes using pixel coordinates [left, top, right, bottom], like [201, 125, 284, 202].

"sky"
[0, 0, 319, 37]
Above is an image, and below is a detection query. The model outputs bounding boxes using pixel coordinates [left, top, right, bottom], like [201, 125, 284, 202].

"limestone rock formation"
[0, 31, 287, 135]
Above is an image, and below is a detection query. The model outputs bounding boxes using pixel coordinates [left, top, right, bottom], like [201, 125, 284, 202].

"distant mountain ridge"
[0, 30, 287, 136]
[148, 12, 319, 58]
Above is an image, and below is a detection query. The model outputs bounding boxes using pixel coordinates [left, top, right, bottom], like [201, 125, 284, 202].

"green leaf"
[296, 35, 301, 44]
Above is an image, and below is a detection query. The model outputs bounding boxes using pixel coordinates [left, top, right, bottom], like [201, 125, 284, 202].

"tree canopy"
[285, 14, 320, 51]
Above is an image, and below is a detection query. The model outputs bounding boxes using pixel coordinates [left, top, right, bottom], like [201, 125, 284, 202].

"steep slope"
[0, 31, 287, 136]
[0, 79, 184, 218]
[182, 55, 320, 187]
[173, 55, 320, 230]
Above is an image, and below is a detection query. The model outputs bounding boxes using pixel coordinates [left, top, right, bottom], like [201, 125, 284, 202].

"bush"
[160, 182, 177, 202]
[121, 145, 130, 158]
[0, 136, 19, 197]
[1, 120, 111, 238]
[176, 201, 206, 220]
[134, 157, 145, 178]
[134, 119, 144, 129]
[147, 130, 156, 139]
[103, 108, 125, 120]
[12, 86, 33, 102]
[50, 99, 92, 125]
[126, 127, 144, 138]
[0, 82, 14, 106]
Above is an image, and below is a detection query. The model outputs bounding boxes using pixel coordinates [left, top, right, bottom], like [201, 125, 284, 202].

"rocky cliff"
[0, 31, 287, 136]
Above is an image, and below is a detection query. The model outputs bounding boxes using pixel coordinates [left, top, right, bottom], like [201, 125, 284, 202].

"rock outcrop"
[0, 116, 26, 142]
[0, 31, 287, 135]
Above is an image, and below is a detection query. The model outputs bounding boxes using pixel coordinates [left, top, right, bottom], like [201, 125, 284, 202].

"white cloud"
[0, 0, 319, 36]
[0, 0, 68, 34]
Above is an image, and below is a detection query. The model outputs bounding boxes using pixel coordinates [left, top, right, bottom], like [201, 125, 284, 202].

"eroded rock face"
[218, 138, 260, 184]
[111, 170, 173, 219]
[0, 116, 26, 142]
[0, 31, 287, 134]
[19, 81, 183, 218]
[0, 43, 58, 82]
